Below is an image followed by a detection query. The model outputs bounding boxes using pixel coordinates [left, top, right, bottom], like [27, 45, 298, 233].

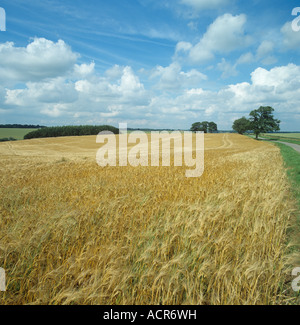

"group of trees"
[190, 106, 280, 139]
[24, 125, 119, 140]
[190, 121, 218, 133]
[0, 137, 17, 142]
[232, 106, 280, 139]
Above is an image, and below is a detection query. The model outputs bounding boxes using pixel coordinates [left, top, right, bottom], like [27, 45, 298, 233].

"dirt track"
[276, 141, 300, 153]
[256, 136, 300, 154]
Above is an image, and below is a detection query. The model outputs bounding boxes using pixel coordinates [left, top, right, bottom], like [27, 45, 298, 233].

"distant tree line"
[0, 124, 46, 129]
[190, 121, 218, 133]
[232, 106, 280, 139]
[24, 125, 119, 140]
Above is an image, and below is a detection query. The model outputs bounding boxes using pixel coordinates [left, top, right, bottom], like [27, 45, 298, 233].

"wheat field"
[0, 133, 297, 305]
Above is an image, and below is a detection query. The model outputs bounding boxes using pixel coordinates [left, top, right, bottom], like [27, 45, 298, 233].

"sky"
[0, 0, 300, 131]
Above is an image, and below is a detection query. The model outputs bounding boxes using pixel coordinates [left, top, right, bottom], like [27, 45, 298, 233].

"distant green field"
[258, 133, 300, 145]
[0, 128, 38, 140]
[262, 133, 300, 139]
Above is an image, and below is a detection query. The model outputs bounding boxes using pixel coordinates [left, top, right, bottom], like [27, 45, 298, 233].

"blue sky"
[0, 0, 300, 130]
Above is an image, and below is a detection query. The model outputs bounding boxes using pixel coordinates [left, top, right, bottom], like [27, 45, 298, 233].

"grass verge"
[274, 142, 300, 303]
[275, 143, 300, 220]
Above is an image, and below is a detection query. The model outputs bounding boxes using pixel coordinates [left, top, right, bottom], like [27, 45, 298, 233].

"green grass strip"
[275, 142, 300, 303]
[275, 142, 300, 246]
[275, 143, 300, 214]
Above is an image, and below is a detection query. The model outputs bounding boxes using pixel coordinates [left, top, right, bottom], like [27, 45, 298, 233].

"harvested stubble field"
[0, 134, 298, 305]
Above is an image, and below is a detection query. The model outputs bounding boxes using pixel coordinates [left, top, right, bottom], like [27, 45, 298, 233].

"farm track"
[276, 141, 300, 154]
[5, 141, 18, 156]
[257, 136, 300, 154]
[218, 133, 233, 149]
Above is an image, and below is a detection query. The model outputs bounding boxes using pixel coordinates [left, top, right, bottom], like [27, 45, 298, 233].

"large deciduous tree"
[208, 122, 218, 133]
[190, 122, 207, 133]
[249, 106, 280, 140]
[232, 117, 251, 135]
[190, 121, 218, 133]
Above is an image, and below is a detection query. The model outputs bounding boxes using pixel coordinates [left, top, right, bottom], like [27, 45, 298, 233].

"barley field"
[0, 134, 297, 305]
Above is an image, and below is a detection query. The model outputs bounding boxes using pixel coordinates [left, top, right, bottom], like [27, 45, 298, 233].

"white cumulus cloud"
[0, 38, 79, 86]
[177, 14, 252, 64]
[150, 62, 207, 90]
